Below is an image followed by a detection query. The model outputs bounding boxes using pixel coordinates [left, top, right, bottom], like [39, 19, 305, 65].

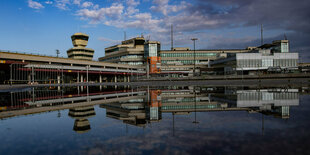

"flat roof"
[0, 51, 143, 69]
[161, 49, 249, 52]
[71, 32, 89, 37]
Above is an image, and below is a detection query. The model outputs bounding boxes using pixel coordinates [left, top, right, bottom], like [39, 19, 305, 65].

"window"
[281, 43, 289, 53]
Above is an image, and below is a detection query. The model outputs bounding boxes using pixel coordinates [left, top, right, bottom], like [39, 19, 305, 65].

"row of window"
[122, 55, 143, 59]
[274, 59, 298, 67]
[237, 92, 298, 100]
[162, 60, 201, 65]
[237, 59, 298, 67]
[67, 49, 94, 53]
[160, 53, 217, 57]
[72, 36, 88, 41]
[271, 43, 289, 53]
[162, 98, 201, 103]
[101, 55, 143, 61]
[69, 54, 93, 58]
[118, 61, 144, 65]
[162, 104, 219, 110]
[105, 47, 120, 54]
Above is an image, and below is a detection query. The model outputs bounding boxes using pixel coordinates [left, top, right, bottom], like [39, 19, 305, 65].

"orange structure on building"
[147, 57, 161, 74]
[149, 90, 162, 108]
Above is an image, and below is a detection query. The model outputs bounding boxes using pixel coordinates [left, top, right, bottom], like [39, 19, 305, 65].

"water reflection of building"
[160, 89, 231, 113]
[68, 106, 96, 133]
[101, 99, 147, 127]
[0, 86, 143, 120]
[101, 89, 163, 127]
[211, 89, 299, 118]
[147, 90, 162, 122]
[0, 86, 304, 132]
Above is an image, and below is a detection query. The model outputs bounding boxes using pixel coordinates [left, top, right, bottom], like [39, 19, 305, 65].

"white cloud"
[81, 1, 94, 8]
[55, 0, 70, 10]
[126, 0, 140, 15]
[75, 0, 221, 46]
[127, 0, 140, 7]
[93, 4, 99, 9]
[150, 0, 187, 16]
[77, 3, 124, 24]
[73, 0, 81, 6]
[45, 1, 53, 5]
[28, 0, 44, 9]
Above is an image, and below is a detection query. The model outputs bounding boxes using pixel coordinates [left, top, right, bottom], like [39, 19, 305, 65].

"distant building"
[98, 36, 251, 76]
[160, 48, 250, 76]
[210, 40, 299, 75]
[67, 33, 94, 61]
[99, 37, 145, 66]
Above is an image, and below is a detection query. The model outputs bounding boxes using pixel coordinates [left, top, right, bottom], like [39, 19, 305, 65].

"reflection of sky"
[0, 96, 309, 154]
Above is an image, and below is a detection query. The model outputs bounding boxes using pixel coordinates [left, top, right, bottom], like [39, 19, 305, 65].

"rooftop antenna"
[284, 33, 287, 40]
[56, 49, 60, 57]
[261, 24, 263, 45]
[146, 35, 150, 41]
[171, 24, 174, 50]
[124, 31, 127, 41]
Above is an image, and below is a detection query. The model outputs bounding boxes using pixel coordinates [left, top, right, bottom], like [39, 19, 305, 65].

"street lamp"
[191, 38, 198, 76]
[56, 49, 60, 57]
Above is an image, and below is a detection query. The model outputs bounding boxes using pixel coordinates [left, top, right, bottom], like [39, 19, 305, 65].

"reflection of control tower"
[67, 33, 94, 60]
[68, 106, 96, 133]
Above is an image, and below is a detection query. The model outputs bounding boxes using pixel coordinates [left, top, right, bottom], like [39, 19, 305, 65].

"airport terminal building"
[210, 40, 299, 75]
[99, 36, 251, 76]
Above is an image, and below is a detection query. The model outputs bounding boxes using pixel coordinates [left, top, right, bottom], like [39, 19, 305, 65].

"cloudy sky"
[0, 0, 309, 61]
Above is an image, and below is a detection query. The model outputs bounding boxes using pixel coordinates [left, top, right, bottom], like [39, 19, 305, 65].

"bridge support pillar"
[57, 75, 61, 91]
[28, 73, 31, 84]
[123, 76, 126, 82]
[81, 74, 84, 83]
[57, 75, 61, 84]
[99, 75, 102, 83]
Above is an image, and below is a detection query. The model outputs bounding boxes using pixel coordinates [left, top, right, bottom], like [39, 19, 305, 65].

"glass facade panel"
[281, 43, 289, 53]
[262, 59, 273, 67]
[160, 53, 216, 57]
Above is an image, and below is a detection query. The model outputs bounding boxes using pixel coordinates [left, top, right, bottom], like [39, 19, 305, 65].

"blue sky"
[0, 0, 309, 61]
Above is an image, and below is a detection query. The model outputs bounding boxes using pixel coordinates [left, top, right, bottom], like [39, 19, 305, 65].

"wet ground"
[0, 85, 309, 154]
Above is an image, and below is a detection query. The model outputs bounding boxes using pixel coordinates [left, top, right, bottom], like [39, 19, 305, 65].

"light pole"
[191, 38, 198, 76]
[56, 49, 60, 57]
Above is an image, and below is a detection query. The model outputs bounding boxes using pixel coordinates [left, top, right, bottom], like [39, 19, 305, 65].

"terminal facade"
[99, 36, 252, 76]
[0, 32, 303, 84]
[210, 40, 299, 75]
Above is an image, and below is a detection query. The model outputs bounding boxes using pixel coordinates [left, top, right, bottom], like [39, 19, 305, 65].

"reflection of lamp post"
[192, 89, 199, 124]
[172, 112, 175, 136]
[262, 113, 264, 136]
[191, 38, 198, 76]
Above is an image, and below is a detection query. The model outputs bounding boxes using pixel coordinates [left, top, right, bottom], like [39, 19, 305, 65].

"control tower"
[67, 33, 94, 60]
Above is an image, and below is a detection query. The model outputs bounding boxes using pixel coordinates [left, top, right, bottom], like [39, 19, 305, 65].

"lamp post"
[56, 49, 60, 57]
[191, 38, 198, 76]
